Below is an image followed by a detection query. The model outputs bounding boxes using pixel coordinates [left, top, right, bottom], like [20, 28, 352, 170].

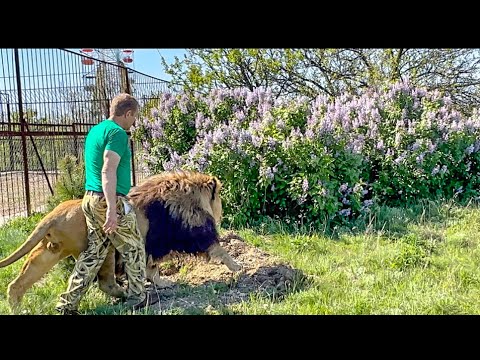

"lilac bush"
[132, 81, 480, 228]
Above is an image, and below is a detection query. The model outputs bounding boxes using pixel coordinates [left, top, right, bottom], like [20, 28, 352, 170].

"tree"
[162, 49, 480, 113]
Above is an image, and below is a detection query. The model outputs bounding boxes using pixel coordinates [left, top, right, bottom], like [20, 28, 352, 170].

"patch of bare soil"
[141, 232, 305, 314]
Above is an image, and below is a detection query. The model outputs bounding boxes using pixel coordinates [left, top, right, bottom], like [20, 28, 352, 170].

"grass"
[2, 199, 480, 314]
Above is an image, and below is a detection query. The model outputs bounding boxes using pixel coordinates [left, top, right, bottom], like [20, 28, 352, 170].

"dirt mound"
[142, 232, 304, 314]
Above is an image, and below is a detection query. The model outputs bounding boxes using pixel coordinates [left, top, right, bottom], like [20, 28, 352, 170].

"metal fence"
[0, 48, 176, 224]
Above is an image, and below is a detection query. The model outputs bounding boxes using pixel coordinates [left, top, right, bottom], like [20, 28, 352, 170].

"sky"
[70, 48, 188, 81]
[0, 48, 188, 119]
[130, 49, 187, 80]
[0, 49, 188, 91]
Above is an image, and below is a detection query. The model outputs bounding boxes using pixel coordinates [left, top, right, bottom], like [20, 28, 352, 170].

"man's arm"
[102, 149, 120, 235]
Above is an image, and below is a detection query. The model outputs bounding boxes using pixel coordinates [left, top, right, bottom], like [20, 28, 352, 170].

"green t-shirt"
[84, 119, 131, 196]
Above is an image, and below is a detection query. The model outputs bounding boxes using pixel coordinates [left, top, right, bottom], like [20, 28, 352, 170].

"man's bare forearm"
[102, 167, 117, 211]
[101, 150, 121, 234]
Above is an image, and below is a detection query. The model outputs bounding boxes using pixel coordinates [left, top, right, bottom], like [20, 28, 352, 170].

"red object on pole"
[122, 49, 134, 64]
[80, 49, 95, 65]
[81, 57, 94, 65]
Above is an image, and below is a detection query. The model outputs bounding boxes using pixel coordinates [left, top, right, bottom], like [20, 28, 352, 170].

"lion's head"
[128, 170, 223, 227]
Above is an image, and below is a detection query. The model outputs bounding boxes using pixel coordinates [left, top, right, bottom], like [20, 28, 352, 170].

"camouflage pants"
[56, 193, 146, 312]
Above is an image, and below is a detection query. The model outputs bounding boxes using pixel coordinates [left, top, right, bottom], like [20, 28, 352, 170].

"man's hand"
[103, 207, 118, 235]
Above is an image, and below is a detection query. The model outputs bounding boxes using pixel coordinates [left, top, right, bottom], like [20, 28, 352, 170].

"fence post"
[121, 65, 137, 186]
[7, 100, 15, 171]
[14, 48, 31, 216]
[72, 123, 79, 161]
[124, 66, 131, 95]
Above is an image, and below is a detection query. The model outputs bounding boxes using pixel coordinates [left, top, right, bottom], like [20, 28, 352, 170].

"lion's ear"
[208, 178, 217, 201]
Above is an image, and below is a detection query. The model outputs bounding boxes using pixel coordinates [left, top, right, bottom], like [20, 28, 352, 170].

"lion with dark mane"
[0, 170, 241, 310]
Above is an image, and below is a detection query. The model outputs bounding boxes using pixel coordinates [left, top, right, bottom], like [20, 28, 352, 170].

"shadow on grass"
[87, 264, 310, 315]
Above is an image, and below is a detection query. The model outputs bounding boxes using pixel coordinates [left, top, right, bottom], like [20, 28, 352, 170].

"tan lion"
[0, 170, 241, 310]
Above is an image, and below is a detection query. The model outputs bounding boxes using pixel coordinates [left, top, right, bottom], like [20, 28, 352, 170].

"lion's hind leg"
[7, 240, 69, 311]
[97, 245, 128, 299]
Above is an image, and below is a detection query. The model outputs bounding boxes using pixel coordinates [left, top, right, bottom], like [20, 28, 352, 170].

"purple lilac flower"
[235, 110, 246, 123]
[305, 129, 315, 139]
[302, 179, 309, 193]
[416, 153, 425, 164]
[195, 112, 205, 129]
[212, 128, 226, 144]
[474, 141, 480, 153]
[363, 199, 374, 207]
[251, 135, 262, 148]
[267, 138, 277, 149]
[411, 140, 421, 151]
[376, 140, 385, 150]
[465, 145, 474, 155]
[394, 154, 406, 165]
[260, 167, 274, 181]
[339, 208, 351, 217]
[339, 183, 348, 193]
[151, 108, 160, 118]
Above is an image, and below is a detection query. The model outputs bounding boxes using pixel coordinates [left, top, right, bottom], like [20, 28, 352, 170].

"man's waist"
[85, 190, 127, 197]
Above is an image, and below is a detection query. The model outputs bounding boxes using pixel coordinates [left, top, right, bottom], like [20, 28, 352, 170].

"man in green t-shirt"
[55, 93, 159, 314]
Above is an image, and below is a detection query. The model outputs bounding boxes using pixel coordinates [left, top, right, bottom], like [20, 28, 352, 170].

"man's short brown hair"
[109, 93, 139, 117]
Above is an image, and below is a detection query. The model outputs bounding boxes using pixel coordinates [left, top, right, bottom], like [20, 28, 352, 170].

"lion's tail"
[0, 212, 56, 268]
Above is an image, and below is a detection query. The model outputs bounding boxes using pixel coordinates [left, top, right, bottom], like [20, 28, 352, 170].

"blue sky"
[131, 49, 187, 80]
[70, 48, 188, 81]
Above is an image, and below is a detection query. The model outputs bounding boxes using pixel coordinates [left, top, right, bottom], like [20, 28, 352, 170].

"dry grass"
[0, 171, 58, 225]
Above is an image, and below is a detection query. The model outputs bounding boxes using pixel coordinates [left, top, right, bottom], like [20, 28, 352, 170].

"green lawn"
[1, 200, 480, 315]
